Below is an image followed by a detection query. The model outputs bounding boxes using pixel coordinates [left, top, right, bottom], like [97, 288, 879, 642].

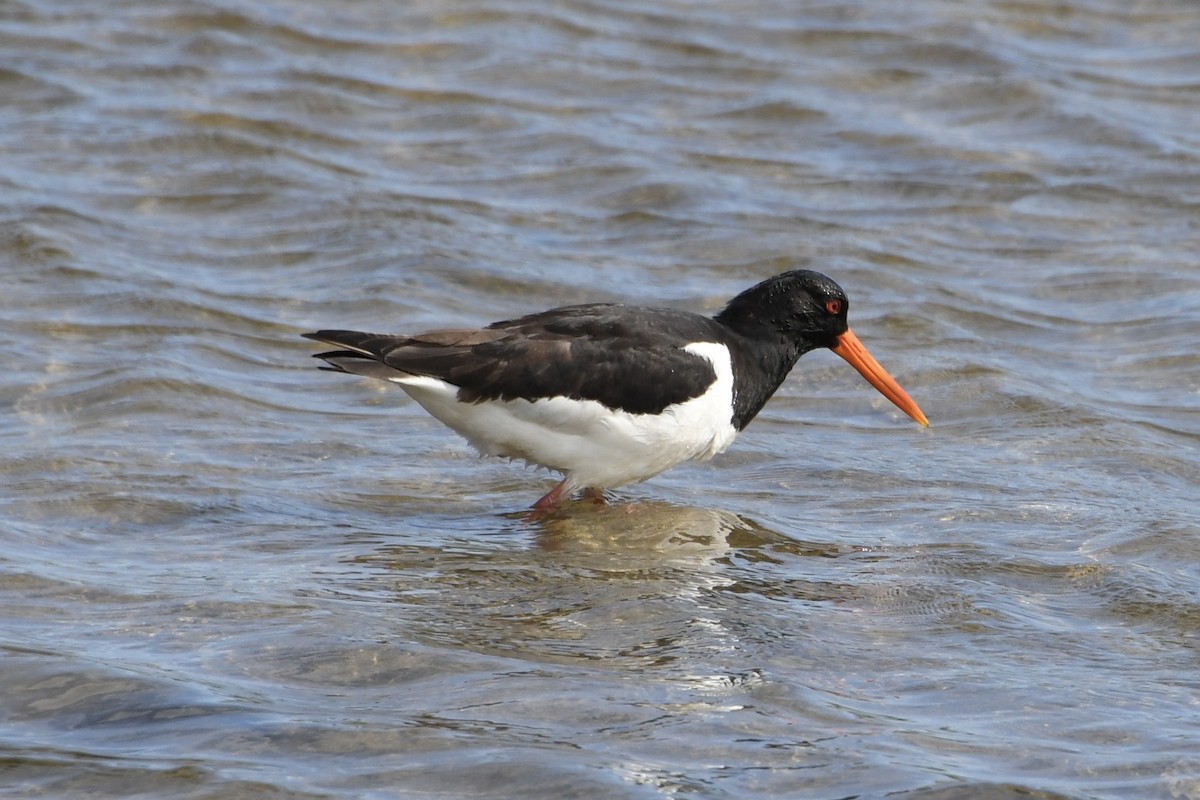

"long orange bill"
[831, 328, 929, 427]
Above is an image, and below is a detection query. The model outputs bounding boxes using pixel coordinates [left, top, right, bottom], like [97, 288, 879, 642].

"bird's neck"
[724, 332, 808, 430]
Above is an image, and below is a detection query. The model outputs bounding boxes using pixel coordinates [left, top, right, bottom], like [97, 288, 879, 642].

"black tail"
[302, 331, 410, 381]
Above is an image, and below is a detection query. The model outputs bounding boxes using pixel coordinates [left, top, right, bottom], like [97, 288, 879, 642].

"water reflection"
[525, 500, 743, 563]
[349, 502, 754, 669]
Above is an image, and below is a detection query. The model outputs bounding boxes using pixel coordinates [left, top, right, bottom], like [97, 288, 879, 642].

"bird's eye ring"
[825, 299, 844, 315]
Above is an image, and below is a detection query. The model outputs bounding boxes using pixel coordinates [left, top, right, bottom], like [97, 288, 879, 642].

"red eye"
[825, 299, 843, 315]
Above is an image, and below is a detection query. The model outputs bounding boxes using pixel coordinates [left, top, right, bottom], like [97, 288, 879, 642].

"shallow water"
[3, 0, 1199, 797]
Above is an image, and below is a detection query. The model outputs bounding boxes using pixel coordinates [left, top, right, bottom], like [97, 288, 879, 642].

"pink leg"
[532, 479, 572, 511]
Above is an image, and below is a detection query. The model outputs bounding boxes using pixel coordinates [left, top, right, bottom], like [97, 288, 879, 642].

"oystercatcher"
[303, 270, 928, 510]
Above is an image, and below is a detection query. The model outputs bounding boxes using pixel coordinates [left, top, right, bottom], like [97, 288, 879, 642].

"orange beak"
[831, 328, 929, 427]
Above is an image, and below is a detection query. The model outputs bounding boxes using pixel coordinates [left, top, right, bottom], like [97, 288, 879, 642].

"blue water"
[2, 0, 1199, 797]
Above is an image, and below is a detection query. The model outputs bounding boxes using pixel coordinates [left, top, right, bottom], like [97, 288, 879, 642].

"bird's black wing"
[303, 304, 725, 415]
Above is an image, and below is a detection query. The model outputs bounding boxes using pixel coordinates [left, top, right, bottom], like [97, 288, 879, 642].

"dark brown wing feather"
[303, 304, 726, 415]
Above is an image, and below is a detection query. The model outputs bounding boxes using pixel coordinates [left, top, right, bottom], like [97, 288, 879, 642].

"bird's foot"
[581, 487, 608, 507]
[532, 479, 570, 511]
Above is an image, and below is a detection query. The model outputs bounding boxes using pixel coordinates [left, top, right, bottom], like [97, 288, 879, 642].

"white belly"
[391, 342, 738, 490]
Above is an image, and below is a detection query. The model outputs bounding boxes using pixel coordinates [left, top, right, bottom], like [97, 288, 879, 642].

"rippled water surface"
[3, 0, 1199, 797]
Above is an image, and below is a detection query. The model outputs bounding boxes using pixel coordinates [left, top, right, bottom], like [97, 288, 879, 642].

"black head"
[713, 269, 929, 429]
[715, 269, 850, 353]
